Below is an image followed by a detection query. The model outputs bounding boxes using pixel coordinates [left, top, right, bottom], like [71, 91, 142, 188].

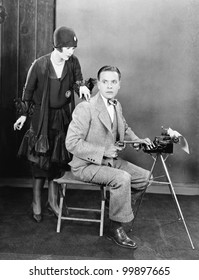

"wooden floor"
[0, 185, 199, 260]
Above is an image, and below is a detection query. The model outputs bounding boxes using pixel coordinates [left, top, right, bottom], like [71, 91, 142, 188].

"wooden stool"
[54, 171, 106, 236]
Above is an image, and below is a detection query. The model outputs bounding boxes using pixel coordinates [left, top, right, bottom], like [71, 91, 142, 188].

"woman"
[14, 26, 92, 222]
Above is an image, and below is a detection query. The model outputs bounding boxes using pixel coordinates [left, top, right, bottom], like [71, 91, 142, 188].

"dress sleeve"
[71, 56, 96, 95]
[73, 56, 83, 82]
[14, 60, 38, 117]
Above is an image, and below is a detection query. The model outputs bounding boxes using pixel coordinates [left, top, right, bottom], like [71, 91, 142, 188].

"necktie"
[107, 99, 117, 123]
[107, 99, 117, 106]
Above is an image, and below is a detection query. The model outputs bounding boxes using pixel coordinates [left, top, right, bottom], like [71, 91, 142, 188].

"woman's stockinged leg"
[48, 180, 60, 215]
[32, 177, 45, 215]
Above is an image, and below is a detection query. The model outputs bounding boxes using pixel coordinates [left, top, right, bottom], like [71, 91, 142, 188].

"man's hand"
[14, 115, 27, 130]
[141, 138, 155, 149]
[104, 144, 124, 158]
[79, 85, 90, 101]
[133, 138, 155, 151]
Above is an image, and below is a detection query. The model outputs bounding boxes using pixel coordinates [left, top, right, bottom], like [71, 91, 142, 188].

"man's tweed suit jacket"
[66, 92, 140, 178]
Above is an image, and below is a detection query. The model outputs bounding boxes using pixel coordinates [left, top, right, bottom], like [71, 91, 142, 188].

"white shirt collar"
[100, 94, 110, 109]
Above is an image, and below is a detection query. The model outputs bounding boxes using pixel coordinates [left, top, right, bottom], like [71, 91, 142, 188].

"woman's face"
[59, 47, 76, 61]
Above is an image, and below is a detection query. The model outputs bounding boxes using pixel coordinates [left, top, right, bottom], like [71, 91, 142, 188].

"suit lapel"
[95, 94, 112, 132]
[95, 93, 125, 138]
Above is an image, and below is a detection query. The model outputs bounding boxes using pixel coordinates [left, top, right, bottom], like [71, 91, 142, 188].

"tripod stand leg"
[148, 154, 157, 180]
[160, 155, 195, 249]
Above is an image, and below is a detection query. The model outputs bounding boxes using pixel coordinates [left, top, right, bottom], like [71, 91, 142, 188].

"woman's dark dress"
[16, 53, 83, 179]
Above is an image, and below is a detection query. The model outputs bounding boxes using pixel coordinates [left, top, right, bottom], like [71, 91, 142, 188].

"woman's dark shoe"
[46, 202, 69, 217]
[32, 212, 42, 223]
[47, 203, 59, 217]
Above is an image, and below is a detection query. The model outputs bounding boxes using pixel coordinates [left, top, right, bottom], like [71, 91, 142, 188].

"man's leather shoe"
[106, 226, 137, 249]
[121, 220, 134, 233]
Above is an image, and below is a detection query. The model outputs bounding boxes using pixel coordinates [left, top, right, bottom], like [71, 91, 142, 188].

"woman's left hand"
[79, 85, 90, 101]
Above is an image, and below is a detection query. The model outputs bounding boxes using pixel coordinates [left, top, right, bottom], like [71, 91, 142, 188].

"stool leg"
[99, 186, 106, 236]
[56, 184, 66, 233]
[100, 199, 105, 236]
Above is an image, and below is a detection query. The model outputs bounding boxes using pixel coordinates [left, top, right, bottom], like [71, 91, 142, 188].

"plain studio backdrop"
[57, 0, 199, 191]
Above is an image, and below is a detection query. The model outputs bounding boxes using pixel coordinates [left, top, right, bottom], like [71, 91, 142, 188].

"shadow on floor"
[0, 186, 198, 260]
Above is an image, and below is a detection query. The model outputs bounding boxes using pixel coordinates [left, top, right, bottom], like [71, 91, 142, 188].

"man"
[66, 65, 153, 249]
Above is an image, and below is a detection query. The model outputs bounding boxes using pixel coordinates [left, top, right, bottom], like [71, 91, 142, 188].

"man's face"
[97, 71, 121, 99]
[59, 47, 75, 60]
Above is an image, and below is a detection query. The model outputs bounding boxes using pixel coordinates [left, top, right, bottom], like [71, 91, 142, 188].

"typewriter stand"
[146, 152, 195, 249]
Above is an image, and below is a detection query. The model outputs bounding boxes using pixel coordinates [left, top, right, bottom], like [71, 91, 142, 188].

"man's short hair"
[97, 66, 121, 80]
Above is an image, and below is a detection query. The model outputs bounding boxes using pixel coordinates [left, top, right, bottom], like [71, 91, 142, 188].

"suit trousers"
[71, 157, 151, 223]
